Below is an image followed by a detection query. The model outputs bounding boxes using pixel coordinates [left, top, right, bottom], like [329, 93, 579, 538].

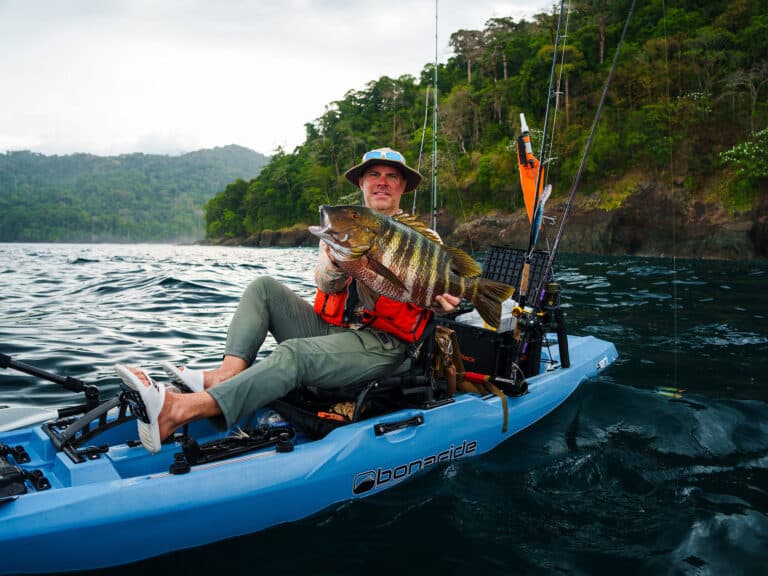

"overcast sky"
[0, 0, 549, 157]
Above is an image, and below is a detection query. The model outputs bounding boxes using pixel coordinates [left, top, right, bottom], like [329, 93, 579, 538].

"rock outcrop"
[444, 179, 767, 260]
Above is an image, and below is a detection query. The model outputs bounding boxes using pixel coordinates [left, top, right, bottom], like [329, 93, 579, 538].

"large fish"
[308, 205, 515, 329]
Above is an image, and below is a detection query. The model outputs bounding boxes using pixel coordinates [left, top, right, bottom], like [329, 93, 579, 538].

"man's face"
[359, 163, 406, 216]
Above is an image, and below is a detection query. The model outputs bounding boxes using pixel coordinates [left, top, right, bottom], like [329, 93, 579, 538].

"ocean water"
[1, 243, 766, 575]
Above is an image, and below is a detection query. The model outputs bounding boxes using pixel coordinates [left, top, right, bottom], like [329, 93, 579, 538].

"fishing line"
[441, 135, 476, 256]
[536, 0, 638, 301]
[661, 0, 679, 387]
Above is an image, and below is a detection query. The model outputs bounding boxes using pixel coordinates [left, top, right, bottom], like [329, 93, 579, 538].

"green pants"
[208, 276, 410, 427]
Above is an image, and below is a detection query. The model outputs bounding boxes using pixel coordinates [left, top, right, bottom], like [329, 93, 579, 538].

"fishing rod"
[525, 0, 566, 256]
[532, 0, 637, 305]
[516, 0, 567, 309]
[412, 0, 440, 230]
[431, 0, 439, 231]
[510, 0, 636, 375]
[413, 85, 431, 215]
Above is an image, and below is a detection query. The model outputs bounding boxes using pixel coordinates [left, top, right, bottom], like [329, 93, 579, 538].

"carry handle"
[374, 414, 424, 436]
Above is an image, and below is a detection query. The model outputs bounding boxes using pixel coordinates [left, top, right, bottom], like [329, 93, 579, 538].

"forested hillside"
[0, 145, 268, 242]
[205, 0, 767, 245]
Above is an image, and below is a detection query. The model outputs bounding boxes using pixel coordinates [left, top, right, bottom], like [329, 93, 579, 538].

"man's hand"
[434, 293, 460, 313]
[320, 240, 338, 266]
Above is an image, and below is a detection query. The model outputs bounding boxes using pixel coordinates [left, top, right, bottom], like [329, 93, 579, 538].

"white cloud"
[0, 0, 548, 156]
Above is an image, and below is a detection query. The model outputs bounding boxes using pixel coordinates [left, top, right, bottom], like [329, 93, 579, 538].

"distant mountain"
[0, 145, 269, 243]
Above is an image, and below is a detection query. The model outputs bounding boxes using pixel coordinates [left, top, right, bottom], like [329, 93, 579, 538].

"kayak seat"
[271, 321, 453, 438]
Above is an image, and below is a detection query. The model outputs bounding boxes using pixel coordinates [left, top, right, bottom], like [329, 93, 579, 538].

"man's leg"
[173, 276, 330, 388]
[224, 275, 330, 362]
[209, 328, 408, 428]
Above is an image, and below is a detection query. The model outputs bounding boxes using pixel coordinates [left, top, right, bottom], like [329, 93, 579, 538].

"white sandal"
[115, 364, 166, 454]
[159, 361, 205, 393]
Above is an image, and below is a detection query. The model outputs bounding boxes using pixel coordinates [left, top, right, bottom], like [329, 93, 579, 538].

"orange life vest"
[314, 278, 432, 344]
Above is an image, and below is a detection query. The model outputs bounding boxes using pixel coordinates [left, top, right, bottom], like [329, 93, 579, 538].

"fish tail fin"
[472, 279, 516, 329]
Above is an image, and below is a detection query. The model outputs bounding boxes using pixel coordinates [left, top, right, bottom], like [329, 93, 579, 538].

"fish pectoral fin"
[446, 246, 482, 277]
[366, 258, 408, 291]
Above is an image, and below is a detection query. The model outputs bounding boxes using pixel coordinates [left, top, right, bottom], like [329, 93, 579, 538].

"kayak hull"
[0, 334, 617, 574]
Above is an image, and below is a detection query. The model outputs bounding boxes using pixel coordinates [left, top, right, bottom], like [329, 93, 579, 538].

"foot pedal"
[169, 426, 295, 474]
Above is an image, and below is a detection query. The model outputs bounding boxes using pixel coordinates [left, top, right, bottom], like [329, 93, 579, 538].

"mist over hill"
[0, 145, 269, 243]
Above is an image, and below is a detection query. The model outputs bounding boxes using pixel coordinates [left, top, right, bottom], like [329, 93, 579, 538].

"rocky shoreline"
[208, 179, 767, 261]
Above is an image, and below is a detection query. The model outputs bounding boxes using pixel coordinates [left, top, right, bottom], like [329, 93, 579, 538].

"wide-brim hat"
[344, 147, 422, 193]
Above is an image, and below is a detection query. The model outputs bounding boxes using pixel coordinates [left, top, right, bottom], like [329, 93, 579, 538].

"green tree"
[200, 0, 767, 242]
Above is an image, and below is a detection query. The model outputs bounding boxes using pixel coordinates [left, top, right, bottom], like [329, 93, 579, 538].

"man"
[116, 147, 459, 454]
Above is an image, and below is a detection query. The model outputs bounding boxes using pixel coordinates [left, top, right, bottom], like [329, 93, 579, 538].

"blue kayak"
[0, 331, 617, 574]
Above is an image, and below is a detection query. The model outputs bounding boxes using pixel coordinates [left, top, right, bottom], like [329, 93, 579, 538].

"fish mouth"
[308, 206, 351, 243]
[307, 222, 329, 236]
[308, 206, 331, 236]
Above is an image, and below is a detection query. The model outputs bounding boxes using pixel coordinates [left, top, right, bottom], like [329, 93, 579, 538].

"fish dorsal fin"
[392, 213, 481, 277]
[392, 213, 443, 245]
[445, 246, 482, 277]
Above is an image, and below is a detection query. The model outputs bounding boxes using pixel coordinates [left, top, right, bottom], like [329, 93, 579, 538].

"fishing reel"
[540, 282, 562, 327]
[514, 282, 563, 331]
[512, 304, 536, 330]
[511, 281, 571, 374]
[539, 282, 571, 369]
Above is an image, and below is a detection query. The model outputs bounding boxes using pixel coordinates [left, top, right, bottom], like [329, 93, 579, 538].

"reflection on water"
[1, 243, 766, 575]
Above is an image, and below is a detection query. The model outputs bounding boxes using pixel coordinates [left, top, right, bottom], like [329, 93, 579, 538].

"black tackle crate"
[437, 246, 552, 379]
[437, 317, 517, 378]
[481, 245, 551, 297]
